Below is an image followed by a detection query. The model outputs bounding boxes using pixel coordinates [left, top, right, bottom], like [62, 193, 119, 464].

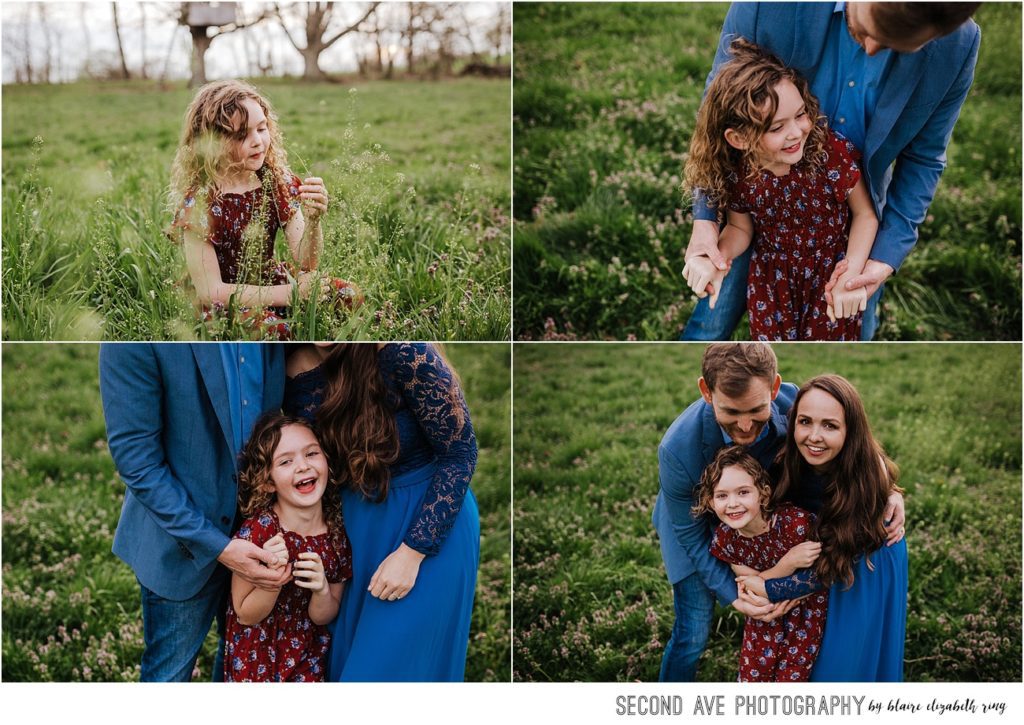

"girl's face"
[794, 388, 847, 472]
[232, 97, 271, 172]
[755, 78, 812, 174]
[711, 465, 768, 536]
[266, 424, 328, 513]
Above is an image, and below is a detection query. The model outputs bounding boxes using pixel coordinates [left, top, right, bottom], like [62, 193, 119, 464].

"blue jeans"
[139, 571, 228, 682]
[658, 572, 716, 682]
[679, 247, 883, 341]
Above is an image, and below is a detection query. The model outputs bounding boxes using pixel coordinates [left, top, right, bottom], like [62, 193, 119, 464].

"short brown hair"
[872, 2, 980, 37]
[701, 343, 777, 398]
[692, 445, 773, 518]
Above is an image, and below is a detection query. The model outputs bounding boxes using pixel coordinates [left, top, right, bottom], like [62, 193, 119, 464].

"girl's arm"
[309, 582, 344, 626]
[231, 571, 282, 626]
[759, 540, 822, 580]
[284, 176, 328, 271]
[682, 210, 753, 309]
[182, 228, 317, 307]
[830, 179, 879, 319]
[719, 210, 754, 259]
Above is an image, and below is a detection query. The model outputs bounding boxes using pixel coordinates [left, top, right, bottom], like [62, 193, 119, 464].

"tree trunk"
[190, 26, 212, 88]
[112, 2, 131, 80]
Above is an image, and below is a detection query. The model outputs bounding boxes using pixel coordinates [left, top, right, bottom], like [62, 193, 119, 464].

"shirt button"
[839, 117, 846, 124]
[848, 80, 855, 87]
[240, 356, 245, 363]
[242, 399, 248, 406]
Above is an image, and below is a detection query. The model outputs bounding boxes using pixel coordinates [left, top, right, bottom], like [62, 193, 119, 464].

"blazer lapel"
[191, 344, 235, 457]
[701, 402, 724, 463]
[866, 46, 931, 161]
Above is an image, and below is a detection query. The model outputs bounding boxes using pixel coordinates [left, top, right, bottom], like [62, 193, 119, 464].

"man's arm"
[99, 344, 230, 568]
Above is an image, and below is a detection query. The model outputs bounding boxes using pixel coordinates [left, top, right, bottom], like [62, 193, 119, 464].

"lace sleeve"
[387, 343, 478, 556]
[765, 567, 825, 602]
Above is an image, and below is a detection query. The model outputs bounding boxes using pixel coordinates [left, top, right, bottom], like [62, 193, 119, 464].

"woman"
[737, 374, 909, 681]
[283, 343, 480, 681]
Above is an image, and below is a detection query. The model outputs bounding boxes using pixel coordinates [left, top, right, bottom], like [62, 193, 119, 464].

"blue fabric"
[652, 382, 797, 603]
[138, 571, 228, 682]
[218, 343, 266, 455]
[658, 572, 716, 682]
[283, 343, 481, 681]
[100, 343, 285, 601]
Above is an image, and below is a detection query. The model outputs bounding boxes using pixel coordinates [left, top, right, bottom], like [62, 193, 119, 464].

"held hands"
[298, 177, 329, 221]
[368, 543, 425, 602]
[736, 574, 768, 599]
[293, 552, 329, 595]
[685, 219, 728, 269]
[262, 533, 289, 569]
[824, 259, 895, 313]
[780, 541, 822, 570]
[218, 538, 292, 590]
[683, 256, 730, 309]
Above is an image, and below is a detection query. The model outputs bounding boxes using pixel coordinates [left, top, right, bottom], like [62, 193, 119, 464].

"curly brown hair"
[692, 444, 774, 519]
[683, 38, 829, 217]
[772, 375, 902, 589]
[236, 413, 347, 554]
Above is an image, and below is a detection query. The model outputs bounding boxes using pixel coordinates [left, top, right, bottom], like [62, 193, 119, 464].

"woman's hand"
[884, 490, 906, 546]
[780, 541, 822, 570]
[262, 533, 289, 569]
[293, 552, 329, 595]
[299, 176, 329, 221]
[368, 543, 425, 602]
[736, 574, 768, 599]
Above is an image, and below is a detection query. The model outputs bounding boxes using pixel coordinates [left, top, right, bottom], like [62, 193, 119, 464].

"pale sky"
[2, 1, 507, 83]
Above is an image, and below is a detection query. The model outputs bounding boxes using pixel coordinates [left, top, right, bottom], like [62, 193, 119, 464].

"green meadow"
[513, 343, 1021, 681]
[513, 3, 1022, 340]
[1, 342, 510, 682]
[2, 78, 510, 340]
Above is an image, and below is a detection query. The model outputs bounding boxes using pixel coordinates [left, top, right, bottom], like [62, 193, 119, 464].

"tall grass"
[512, 343, 1021, 681]
[513, 3, 1021, 340]
[1, 342, 510, 682]
[2, 79, 510, 340]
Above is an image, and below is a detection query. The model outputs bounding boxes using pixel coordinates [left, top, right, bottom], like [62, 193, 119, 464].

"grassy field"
[2, 77, 510, 340]
[513, 3, 1022, 340]
[0, 342, 510, 682]
[512, 343, 1021, 682]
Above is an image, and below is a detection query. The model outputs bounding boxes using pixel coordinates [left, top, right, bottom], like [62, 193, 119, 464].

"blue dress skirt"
[328, 462, 480, 682]
[810, 538, 908, 682]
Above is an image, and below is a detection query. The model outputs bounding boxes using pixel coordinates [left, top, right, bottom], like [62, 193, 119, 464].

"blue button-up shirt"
[219, 343, 266, 455]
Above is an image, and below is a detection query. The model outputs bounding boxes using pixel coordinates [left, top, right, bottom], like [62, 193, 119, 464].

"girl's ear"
[724, 128, 748, 151]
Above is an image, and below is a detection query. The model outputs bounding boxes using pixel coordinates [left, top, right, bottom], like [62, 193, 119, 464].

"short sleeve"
[274, 172, 302, 224]
[776, 504, 815, 549]
[233, 511, 279, 548]
[709, 523, 738, 564]
[326, 527, 353, 584]
[725, 170, 752, 214]
[169, 188, 214, 243]
[824, 130, 861, 204]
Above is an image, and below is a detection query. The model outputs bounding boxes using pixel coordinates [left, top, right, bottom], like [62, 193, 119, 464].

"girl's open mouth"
[294, 476, 317, 493]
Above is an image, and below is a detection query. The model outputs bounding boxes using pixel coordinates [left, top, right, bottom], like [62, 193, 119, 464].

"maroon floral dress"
[710, 504, 829, 682]
[224, 509, 353, 682]
[172, 170, 301, 339]
[728, 130, 863, 341]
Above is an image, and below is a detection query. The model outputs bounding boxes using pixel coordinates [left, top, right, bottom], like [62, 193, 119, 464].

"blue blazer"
[100, 344, 285, 600]
[694, 2, 980, 272]
[652, 383, 797, 604]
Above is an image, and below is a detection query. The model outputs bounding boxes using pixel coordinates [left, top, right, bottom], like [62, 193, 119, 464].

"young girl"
[682, 39, 878, 341]
[225, 413, 352, 682]
[693, 445, 828, 682]
[167, 80, 361, 339]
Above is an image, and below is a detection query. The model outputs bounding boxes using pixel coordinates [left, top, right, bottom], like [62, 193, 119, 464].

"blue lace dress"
[283, 343, 480, 681]
[766, 473, 908, 682]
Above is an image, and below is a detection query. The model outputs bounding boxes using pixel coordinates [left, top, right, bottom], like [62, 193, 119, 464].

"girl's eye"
[277, 458, 291, 466]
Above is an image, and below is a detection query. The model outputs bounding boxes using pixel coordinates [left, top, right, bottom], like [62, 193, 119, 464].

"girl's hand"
[780, 541, 822, 570]
[828, 281, 867, 321]
[296, 271, 336, 301]
[299, 176, 329, 221]
[293, 552, 329, 595]
[262, 533, 289, 569]
[683, 256, 730, 309]
[368, 543, 425, 602]
[736, 574, 768, 599]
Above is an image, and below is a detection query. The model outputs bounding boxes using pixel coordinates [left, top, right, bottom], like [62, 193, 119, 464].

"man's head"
[698, 343, 782, 446]
[846, 2, 980, 56]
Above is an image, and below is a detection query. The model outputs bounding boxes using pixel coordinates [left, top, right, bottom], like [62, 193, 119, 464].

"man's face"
[846, 2, 945, 56]
[699, 375, 781, 446]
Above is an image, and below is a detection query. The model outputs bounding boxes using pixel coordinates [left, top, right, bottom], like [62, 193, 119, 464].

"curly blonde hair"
[691, 444, 774, 519]
[237, 414, 347, 555]
[684, 38, 829, 217]
[166, 80, 292, 239]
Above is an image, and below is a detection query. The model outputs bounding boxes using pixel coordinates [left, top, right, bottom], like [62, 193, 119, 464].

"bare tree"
[178, 2, 273, 88]
[276, 2, 379, 81]
[112, 2, 131, 79]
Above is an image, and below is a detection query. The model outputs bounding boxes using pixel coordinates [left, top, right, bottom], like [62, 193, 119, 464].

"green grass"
[512, 343, 1021, 681]
[513, 2, 1021, 340]
[0, 342, 510, 682]
[2, 78, 511, 340]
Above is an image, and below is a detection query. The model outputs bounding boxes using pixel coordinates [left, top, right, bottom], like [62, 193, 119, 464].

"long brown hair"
[684, 38, 829, 216]
[236, 413, 346, 554]
[315, 345, 400, 502]
[772, 375, 900, 588]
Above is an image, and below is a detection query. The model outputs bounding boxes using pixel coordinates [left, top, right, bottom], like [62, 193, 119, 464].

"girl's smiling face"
[232, 97, 271, 172]
[266, 424, 328, 513]
[755, 78, 812, 174]
[794, 387, 848, 471]
[711, 465, 769, 537]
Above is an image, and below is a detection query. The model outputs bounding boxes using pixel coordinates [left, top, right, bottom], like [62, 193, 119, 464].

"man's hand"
[826, 259, 894, 305]
[682, 256, 730, 309]
[218, 538, 292, 590]
[884, 490, 906, 546]
[731, 595, 787, 623]
[684, 219, 727, 269]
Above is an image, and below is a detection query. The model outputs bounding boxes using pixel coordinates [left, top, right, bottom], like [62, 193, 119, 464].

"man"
[681, 2, 981, 341]
[653, 343, 904, 681]
[100, 343, 288, 681]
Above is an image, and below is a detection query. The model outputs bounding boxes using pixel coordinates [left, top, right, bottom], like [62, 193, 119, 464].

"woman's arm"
[182, 228, 318, 307]
[231, 572, 282, 626]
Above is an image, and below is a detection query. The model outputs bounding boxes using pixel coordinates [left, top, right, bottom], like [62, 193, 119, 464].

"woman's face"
[794, 387, 847, 471]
